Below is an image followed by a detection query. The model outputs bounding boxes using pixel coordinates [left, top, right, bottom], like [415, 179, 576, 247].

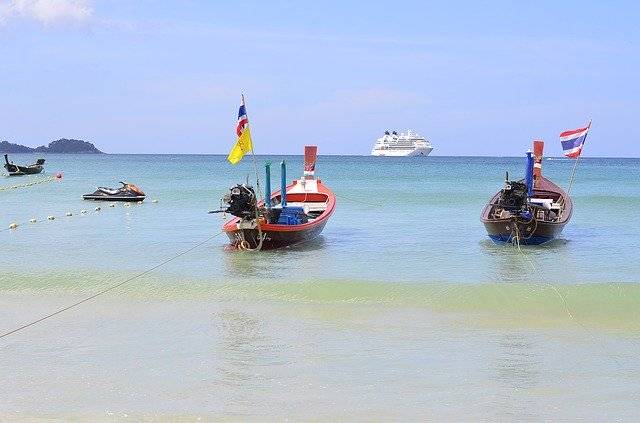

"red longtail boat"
[481, 140, 573, 245]
[217, 146, 336, 250]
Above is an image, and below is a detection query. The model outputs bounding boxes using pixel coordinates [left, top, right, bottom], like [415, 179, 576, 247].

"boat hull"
[225, 218, 328, 250]
[482, 219, 567, 245]
[83, 194, 145, 202]
[371, 146, 433, 157]
[4, 164, 44, 176]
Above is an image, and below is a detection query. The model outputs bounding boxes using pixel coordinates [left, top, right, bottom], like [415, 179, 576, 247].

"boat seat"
[530, 198, 553, 210]
[285, 201, 327, 212]
[497, 209, 512, 219]
[98, 187, 120, 195]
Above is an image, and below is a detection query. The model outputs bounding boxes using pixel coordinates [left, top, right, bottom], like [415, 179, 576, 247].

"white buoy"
[29, 218, 37, 223]
[95, 206, 101, 211]
[9, 222, 18, 229]
[66, 212, 73, 217]
[47, 216, 55, 220]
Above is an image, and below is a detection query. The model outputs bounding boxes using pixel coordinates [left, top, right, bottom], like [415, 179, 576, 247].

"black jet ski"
[4, 154, 45, 176]
[83, 182, 146, 202]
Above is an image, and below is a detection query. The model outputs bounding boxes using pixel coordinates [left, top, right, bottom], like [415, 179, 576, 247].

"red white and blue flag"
[236, 97, 249, 137]
[228, 95, 253, 164]
[560, 121, 591, 159]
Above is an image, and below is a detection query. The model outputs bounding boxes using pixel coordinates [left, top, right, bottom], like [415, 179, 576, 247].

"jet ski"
[83, 182, 146, 202]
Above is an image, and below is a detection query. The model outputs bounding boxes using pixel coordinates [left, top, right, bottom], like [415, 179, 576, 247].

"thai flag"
[236, 97, 249, 137]
[560, 122, 591, 158]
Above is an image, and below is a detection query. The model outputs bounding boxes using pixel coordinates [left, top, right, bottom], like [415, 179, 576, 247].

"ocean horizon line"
[4, 152, 639, 159]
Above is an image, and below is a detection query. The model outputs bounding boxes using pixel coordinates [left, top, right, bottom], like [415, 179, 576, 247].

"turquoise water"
[1, 154, 639, 419]
[2, 154, 639, 283]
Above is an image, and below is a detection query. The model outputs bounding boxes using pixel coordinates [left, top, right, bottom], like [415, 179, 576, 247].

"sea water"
[1, 154, 639, 420]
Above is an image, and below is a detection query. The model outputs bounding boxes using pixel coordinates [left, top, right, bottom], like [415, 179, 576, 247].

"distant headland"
[0, 139, 104, 154]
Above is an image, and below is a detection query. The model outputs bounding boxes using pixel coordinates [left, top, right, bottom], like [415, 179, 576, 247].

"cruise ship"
[370, 130, 434, 156]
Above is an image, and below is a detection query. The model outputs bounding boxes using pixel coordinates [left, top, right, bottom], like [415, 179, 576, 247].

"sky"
[0, 0, 639, 156]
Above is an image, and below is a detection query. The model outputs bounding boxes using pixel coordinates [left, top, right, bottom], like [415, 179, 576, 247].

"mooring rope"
[0, 231, 223, 340]
[511, 230, 626, 369]
[244, 196, 264, 252]
[333, 192, 383, 208]
[512, 225, 577, 320]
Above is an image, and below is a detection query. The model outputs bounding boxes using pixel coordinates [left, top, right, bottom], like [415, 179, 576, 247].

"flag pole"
[243, 94, 263, 201]
[566, 153, 580, 195]
[242, 94, 265, 251]
[566, 119, 591, 195]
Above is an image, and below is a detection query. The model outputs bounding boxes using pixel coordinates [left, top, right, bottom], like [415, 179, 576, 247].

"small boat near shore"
[83, 182, 146, 202]
[481, 140, 573, 245]
[217, 146, 336, 250]
[4, 154, 45, 176]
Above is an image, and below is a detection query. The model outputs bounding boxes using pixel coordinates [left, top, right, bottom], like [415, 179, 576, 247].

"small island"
[0, 138, 104, 154]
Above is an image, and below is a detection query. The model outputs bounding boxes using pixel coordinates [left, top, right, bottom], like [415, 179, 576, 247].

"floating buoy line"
[0, 173, 63, 192]
[2, 200, 158, 232]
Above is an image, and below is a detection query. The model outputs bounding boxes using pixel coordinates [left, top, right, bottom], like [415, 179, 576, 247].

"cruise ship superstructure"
[371, 130, 433, 156]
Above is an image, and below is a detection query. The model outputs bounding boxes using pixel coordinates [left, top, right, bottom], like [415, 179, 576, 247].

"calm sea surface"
[1, 154, 639, 420]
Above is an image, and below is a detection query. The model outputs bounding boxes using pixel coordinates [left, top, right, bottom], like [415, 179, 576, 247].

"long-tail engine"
[498, 179, 528, 212]
[221, 184, 257, 219]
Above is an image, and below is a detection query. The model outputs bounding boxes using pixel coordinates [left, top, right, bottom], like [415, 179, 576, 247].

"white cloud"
[0, 0, 93, 26]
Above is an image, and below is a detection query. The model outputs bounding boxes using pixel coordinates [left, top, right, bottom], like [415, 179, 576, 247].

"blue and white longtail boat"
[481, 140, 573, 245]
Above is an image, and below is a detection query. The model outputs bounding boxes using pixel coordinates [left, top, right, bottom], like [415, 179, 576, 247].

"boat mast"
[533, 140, 544, 188]
[524, 150, 534, 197]
[264, 162, 272, 208]
[243, 94, 263, 201]
[280, 160, 287, 207]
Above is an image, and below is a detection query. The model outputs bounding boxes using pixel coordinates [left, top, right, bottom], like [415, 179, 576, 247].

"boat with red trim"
[217, 146, 336, 250]
[481, 140, 573, 245]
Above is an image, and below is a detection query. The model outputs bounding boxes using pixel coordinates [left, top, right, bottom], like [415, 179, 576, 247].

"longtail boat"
[217, 145, 336, 250]
[4, 154, 45, 176]
[481, 140, 573, 245]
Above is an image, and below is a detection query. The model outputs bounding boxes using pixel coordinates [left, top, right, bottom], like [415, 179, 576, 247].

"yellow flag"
[227, 125, 253, 164]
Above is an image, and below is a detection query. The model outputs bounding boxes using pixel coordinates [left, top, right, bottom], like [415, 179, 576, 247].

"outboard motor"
[221, 184, 257, 219]
[498, 173, 529, 212]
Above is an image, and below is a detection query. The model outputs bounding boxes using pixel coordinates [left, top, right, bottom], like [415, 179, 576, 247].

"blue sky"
[1, 1, 638, 156]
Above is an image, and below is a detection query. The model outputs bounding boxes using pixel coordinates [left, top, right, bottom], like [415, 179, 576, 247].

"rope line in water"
[334, 192, 384, 208]
[0, 231, 223, 340]
[511, 228, 627, 369]
[513, 234, 576, 321]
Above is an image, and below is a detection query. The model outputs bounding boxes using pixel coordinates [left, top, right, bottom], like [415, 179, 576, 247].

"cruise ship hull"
[371, 146, 433, 157]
